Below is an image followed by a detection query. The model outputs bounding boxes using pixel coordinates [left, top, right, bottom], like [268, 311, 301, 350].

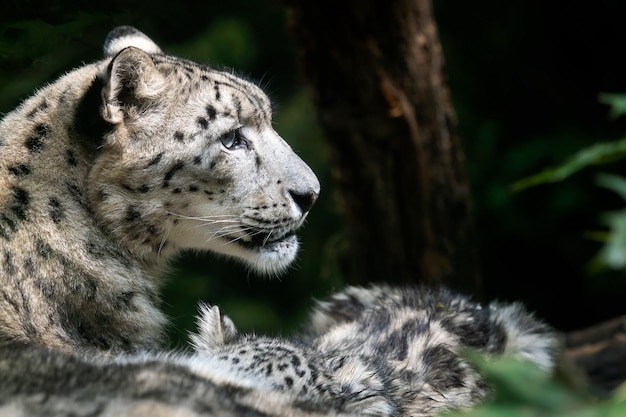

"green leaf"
[596, 173, 626, 201]
[599, 93, 626, 119]
[512, 138, 626, 192]
[593, 211, 626, 270]
[473, 355, 583, 410]
[587, 174, 626, 271]
[442, 353, 595, 417]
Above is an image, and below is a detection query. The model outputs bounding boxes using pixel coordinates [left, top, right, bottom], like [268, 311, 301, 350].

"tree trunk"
[285, 0, 481, 294]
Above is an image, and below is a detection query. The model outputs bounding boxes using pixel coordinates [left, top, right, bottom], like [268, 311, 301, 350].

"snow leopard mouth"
[226, 227, 300, 274]
[238, 229, 296, 250]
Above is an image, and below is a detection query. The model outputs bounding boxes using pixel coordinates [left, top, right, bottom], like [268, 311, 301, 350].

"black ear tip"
[103, 26, 162, 58]
[104, 26, 141, 49]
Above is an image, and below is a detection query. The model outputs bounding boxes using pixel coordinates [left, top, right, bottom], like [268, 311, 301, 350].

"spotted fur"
[186, 285, 559, 417]
[0, 285, 558, 417]
[189, 304, 395, 417]
[0, 26, 319, 354]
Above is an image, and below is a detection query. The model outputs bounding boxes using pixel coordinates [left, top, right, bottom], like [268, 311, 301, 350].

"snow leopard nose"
[289, 189, 319, 214]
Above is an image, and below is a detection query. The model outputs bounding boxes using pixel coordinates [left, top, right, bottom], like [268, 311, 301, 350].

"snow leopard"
[187, 284, 559, 417]
[0, 25, 319, 354]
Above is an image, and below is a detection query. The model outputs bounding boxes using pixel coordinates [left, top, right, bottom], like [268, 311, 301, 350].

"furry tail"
[306, 284, 560, 372]
[487, 301, 560, 371]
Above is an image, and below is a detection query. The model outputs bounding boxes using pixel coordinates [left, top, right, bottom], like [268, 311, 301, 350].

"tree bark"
[565, 315, 626, 394]
[285, 0, 480, 294]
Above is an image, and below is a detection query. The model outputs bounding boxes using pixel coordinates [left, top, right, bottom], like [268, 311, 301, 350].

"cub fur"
[189, 285, 559, 417]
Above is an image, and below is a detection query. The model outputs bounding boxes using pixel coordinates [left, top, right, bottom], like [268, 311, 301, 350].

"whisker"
[224, 235, 248, 245]
[262, 230, 273, 246]
[165, 211, 238, 221]
[209, 227, 245, 240]
[193, 221, 239, 231]
[208, 225, 257, 243]
[222, 228, 264, 245]
[158, 223, 172, 255]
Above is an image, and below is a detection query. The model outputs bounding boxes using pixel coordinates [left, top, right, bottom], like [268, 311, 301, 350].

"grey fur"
[1, 285, 558, 417]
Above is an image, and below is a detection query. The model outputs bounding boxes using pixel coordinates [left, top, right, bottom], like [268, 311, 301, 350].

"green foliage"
[497, 94, 626, 413]
[589, 173, 626, 272]
[443, 355, 626, 417]
[512, 94, 626, 274]
[600, 93, 626, 120]
[512, 93, 626, 192]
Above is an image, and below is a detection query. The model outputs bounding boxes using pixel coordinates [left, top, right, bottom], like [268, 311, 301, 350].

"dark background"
[2, 0, 626, 347]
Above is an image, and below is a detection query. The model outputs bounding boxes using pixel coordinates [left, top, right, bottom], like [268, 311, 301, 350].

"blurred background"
[2, 0, 626, 348]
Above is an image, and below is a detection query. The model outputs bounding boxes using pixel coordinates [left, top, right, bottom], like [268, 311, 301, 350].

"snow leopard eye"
[220, 129, 247, 150]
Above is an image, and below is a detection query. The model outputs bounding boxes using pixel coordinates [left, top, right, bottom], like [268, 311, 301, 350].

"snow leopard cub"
[191, 284, 559, 417]
[190, 303, 397, 417]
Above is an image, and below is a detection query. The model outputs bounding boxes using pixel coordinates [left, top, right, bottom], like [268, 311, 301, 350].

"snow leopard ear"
[190, 304, 240, 354]
[100, 45, 167, 125]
